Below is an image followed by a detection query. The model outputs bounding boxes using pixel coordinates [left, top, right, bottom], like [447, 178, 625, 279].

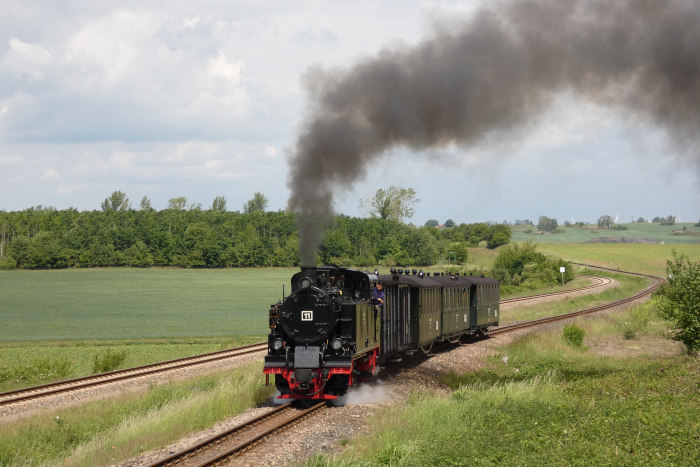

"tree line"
[0, 199, 511, 270]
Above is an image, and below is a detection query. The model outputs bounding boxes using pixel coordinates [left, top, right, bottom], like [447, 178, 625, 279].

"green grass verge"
[499, 270, 650, 325]
[0, 362, 274, 466]
[311, 304, 699, 466]
[0, 336, 264, 393]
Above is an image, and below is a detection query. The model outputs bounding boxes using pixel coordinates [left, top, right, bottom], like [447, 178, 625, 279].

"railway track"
[0, 273, 614, 411]
[500, 275, 613, 304]
[146, 401, 327, 467]
[144, 268, 660, 466]
[0, 342, 267, 408]
[491, 267, 663, 335]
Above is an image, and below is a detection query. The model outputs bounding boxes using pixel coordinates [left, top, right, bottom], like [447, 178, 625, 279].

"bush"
[0, 256, 17, 270]
[562, 324, 586, 348]
[0, 357, 72, 385]
[656, 251, 700, 354]
[93, 350, 128, 373]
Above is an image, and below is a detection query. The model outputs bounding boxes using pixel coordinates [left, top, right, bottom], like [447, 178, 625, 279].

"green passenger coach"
[378, 270, 500, 362]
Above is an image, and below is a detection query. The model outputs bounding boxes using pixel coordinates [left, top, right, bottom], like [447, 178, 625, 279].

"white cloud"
[0, 37, 54, 81]
[0, 155, 22, 166]
[182, 16, 200, 29]
[40, 169, 60, 181]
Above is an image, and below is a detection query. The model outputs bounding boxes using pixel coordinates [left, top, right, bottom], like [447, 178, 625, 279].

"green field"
[0, 268, 294, 342]
[535, 243, 700, 276]
[512, 222, 700, 244]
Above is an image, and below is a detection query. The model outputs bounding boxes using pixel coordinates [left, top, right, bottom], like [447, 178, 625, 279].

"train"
[263, 265, 500, 400]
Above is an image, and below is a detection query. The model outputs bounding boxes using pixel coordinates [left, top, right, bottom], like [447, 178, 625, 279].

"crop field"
[0, 267, 295, 342]
[511, 222, 700, 244]
[534, 243, 700, 276]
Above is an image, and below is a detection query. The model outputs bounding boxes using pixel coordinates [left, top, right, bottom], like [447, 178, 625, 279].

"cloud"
[0, 155, 22, 166]
[0, 37, 54, 81]
[1, 9, 250, 143]
[40, 169, 60, 181]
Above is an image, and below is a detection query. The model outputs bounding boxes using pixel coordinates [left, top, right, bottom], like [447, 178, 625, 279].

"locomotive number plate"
[301, 310, 313, 321]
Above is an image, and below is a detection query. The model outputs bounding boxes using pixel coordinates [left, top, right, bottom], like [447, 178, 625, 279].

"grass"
[499, 270, 650, 325]
[0, 267, 294, 342]
[0, 336, 263, 392]
[511, 222, 700, 244]
[310, 302, 700, 466]
[534, 243, 700, 277]
[0, 362, 274, 467]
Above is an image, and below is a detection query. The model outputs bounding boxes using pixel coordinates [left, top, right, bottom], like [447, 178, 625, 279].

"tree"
[537, 216, 558, 232]
[447, 242, 468, 263]
[140, 196, 153, 212]
[168, 197, 187, 210]
[359, 186, 419, 223]
[424, 219, 439, 228]
[598, 215, 614, 229]
[637, 217, 647, 223]
[101, 191, 130, 212]
[212, 196, 227, 212]
[656, 251, 700, 354]
[444, 219, 456, 228]
[243, 192, 268, 213]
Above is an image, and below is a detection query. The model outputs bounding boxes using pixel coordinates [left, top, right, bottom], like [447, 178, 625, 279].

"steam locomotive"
[263, 265, 500, 400]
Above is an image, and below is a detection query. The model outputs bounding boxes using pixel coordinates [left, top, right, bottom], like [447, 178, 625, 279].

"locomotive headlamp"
[331, 338, 342, 351]
[300, 277, 312, 289]
[273, 338, 284, 351]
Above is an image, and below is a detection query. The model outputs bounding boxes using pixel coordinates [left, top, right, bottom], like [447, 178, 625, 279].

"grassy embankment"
[499, 269, 651, 325]
[0, 362, 274, 466]
[309, 300, 699, 466]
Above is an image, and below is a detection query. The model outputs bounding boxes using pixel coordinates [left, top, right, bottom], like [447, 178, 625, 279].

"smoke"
[332, 380, 389, 407]
[288, 0, 700, 263]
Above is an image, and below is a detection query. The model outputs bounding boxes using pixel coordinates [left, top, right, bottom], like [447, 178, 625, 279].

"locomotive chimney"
[300, 266, 317, 284]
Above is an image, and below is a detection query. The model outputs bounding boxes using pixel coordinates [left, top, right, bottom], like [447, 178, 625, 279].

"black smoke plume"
[288, 0, 700, 265]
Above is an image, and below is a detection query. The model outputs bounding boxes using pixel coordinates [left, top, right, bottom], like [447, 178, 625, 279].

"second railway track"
[0, 342, 267, 409]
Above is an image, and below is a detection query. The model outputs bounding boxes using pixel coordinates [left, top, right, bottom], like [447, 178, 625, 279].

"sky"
[1, 0, 698, 226]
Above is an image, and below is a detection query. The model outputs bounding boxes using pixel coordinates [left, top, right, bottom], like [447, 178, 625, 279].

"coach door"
[383, 284, 411, 360]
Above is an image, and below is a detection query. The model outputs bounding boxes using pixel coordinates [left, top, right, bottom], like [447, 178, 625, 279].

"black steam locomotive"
[263, 265, 500, 400]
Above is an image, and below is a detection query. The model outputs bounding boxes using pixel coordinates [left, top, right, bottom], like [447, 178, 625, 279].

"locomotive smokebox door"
[294, 346, 320, 368]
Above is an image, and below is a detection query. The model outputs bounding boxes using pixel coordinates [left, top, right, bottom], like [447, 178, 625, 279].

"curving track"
[491, 265, 663, 335]
[500, 275, 613, 304]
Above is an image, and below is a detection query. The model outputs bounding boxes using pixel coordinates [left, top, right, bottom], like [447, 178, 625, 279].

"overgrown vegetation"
[655, 251, 700, 354]
[562, 324, 585, 348]
[0, 336, 265, 392]
[310, 309, 698, 466]
[0, 363, 273, 466]
[473, 241, 573, 293]
[0, 356, 72, 387]
[92, 349, 128, 373]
